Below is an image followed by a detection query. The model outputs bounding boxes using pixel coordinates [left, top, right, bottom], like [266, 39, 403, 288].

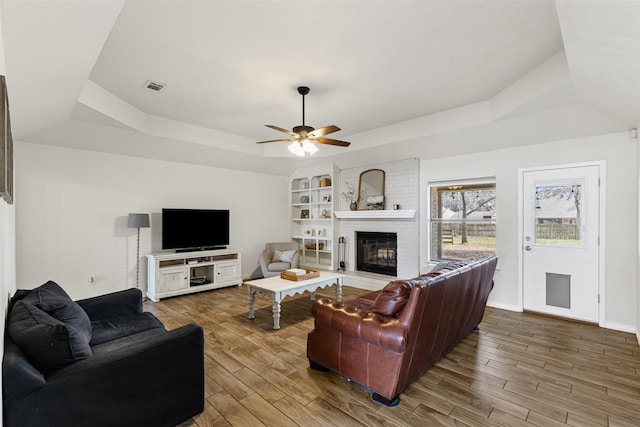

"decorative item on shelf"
[320, 177, 331, 187]
[301, 181, 308, 189]
[301, 209, 309, 219]
[342, 181, 360, 211]
[127, 213, 150, 289]
[320, 209, 331, 218]
[366, 195, 385, 210]
[393, 204, 400, 210]
[300, 195, 309, 203]
[322, 195, 331, 202]
[305, 243, 325, 250]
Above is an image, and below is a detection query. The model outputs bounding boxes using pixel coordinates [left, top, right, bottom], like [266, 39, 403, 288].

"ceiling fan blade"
[265, 125, 296, 137]
[308, 125, 340, 138]
[312, 137, 351, 147]
[256, 138, 295, 144]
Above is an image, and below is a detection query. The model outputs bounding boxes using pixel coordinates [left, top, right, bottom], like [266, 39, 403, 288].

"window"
[429, 179, 496, 261]
[534, 182, 582, 246]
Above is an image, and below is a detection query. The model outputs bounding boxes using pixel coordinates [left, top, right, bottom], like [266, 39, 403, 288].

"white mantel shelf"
[334, 209, 416, 219]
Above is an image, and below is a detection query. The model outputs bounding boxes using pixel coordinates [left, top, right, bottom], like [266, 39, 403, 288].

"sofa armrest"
[3, 336, 46, 402]
[311, 298, 409, 352]
[258, 252, 271, 273]
[76, 288, 142, 321]
[290, 252, 300, 269]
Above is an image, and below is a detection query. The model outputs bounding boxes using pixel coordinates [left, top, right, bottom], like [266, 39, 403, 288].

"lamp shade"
[127, 213, 150, 228]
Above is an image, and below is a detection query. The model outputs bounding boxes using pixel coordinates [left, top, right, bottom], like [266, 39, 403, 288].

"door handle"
[524, 245, 532, 251]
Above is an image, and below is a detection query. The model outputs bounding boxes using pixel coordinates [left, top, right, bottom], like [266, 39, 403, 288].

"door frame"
[517, 161, 606, 327]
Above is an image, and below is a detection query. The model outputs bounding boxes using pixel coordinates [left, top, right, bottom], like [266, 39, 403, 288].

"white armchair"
[259, 242, 300, 278]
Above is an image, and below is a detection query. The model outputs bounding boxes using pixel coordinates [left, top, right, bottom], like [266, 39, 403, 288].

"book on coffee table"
[285, 268, 307, 276]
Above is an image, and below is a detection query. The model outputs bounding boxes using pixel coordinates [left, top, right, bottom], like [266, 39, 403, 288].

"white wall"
[0, 199, 14, 303]
[420, 131, 638, 330]
[15, 142, 289, 299]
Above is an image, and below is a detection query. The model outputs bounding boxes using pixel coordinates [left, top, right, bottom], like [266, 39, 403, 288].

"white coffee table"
[245, 271, 344, 329]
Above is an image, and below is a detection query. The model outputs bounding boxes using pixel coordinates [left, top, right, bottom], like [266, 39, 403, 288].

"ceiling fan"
[256, 86, 351, 156]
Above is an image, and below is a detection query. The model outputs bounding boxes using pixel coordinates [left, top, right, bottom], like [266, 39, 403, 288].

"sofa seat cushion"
[8, 300, 92, 373]
[44, 328, 169, 382]
[89, 328, 167, 357]
[90, 312, 165, 346]
[21, 281, 92, 344]
[268, 261, 290, 272]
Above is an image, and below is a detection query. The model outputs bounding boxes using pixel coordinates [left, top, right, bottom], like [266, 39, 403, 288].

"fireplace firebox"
[356, 231, 397, 276]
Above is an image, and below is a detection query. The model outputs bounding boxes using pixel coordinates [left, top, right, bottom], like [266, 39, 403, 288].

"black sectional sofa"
[3, 281, 204, 427]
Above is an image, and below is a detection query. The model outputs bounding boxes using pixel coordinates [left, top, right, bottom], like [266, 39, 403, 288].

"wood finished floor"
[144, 285, 640, 427]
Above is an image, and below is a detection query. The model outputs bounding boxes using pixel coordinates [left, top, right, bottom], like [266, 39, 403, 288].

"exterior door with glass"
[522, 164, 600, 323]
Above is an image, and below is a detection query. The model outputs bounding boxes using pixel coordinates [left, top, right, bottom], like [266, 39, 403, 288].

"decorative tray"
[304, 243, 325, 250]
[280, 269, 320, 281]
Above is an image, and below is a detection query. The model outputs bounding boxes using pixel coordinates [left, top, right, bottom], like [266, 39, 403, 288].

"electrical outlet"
[88, 275, 96, 285]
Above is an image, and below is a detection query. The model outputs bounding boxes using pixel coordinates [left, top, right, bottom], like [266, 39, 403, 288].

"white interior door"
[522, 165, 600, 323]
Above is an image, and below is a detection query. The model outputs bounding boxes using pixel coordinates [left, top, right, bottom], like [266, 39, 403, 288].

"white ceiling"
[1, 0, 638, 175]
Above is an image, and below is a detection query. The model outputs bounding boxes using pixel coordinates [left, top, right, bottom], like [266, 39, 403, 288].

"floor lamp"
[127, 213, 150, 289]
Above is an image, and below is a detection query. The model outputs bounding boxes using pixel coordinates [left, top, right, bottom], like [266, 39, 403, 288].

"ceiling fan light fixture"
[288, 140, 318, 157]
[288, 141, 305, 157]
[302, 140, 318, 156]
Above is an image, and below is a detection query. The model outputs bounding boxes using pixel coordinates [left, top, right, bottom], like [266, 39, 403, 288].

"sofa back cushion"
[8, 300, 92, 372]
[21, 280, 92, 343]
[370, 280, 412, 316]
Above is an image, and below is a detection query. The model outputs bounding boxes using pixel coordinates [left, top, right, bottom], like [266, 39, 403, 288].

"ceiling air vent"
[142, 80, 166, 92]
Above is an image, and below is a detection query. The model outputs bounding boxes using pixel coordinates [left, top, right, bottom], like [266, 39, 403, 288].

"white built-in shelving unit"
[290, 164, 340, 270]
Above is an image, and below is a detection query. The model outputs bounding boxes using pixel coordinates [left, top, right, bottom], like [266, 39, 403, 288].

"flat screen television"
[162, 208, 230, 251]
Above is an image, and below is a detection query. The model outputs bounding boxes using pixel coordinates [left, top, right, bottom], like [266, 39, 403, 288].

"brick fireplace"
[338, 159, 420, 279]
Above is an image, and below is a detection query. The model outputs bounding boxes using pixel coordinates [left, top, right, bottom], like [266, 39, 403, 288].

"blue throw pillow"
[22, 280, 92, 343]
[8, 300, 92, 372]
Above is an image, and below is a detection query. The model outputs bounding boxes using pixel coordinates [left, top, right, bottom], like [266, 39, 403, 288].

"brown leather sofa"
[307, 255, 498, 406]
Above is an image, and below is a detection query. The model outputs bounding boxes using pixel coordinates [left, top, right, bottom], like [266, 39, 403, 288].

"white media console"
[146, 248, 242, 302]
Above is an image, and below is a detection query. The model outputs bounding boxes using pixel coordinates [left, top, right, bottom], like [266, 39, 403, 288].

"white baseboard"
[602, 321, 637, 334]
[486, 301, 521, 312]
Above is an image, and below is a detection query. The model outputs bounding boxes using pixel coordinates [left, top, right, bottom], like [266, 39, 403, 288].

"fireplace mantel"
[334, 209, 416, 219]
